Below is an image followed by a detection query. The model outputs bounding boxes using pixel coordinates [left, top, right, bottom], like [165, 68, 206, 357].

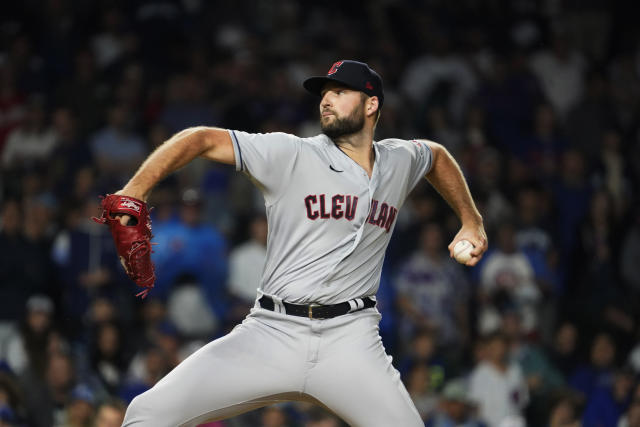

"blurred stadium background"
[1, 1, 640, 426]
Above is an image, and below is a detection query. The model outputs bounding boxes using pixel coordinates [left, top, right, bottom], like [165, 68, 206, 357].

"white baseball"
[453, 240, 474, 264]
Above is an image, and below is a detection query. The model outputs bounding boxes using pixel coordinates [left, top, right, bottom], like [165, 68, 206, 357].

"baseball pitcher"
[97, 60, 488, 426]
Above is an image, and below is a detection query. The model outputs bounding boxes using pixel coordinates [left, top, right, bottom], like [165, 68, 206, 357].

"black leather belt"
[258, 295, 376, 319]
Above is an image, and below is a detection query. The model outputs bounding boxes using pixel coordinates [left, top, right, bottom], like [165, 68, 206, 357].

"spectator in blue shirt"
[581, 366, 635, 427]
[569, 331, 617, 401]
[151, 188, 228, 318]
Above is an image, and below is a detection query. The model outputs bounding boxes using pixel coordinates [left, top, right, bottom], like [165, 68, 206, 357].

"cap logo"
[327, 61, 344, 75]
[365, 81, 373, 90]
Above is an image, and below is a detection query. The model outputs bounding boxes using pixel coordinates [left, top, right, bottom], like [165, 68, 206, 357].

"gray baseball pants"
[122, 307, 423, 426]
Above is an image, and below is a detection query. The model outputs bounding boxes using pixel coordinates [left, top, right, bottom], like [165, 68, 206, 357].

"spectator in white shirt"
[2, 95, 56, 169]
[400, 33, 477, 124]
[227, 215, 268, 304]
[469, 331, 529, 427]
[529, 32, 586, 118]
[479, 222, 541, 334]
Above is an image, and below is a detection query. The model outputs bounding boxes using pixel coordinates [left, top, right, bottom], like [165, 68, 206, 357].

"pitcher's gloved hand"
[93, 194, 155, 298]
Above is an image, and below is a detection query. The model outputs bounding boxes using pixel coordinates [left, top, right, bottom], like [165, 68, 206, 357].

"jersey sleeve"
[228, 130, 301, 202]
[406, 139, 434, 191]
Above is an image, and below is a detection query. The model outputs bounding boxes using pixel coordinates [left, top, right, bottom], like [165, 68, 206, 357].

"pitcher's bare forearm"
[424, 141, 487, 263]
[121, 127, 234, 201]
[424, 142, 482, 226]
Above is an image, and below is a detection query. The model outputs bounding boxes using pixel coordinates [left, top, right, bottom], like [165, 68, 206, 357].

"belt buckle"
[308, 305, 313, 319]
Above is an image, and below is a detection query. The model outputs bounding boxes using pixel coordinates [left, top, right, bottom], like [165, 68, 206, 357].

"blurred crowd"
[1, 0, 640, 426]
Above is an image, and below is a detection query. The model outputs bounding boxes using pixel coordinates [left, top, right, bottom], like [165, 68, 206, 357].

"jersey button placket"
[320, 141, 375, 282]
[367, 146, 381, 222]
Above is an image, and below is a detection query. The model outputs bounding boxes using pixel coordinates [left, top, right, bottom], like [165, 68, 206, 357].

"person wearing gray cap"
[428, 379, 486, 427]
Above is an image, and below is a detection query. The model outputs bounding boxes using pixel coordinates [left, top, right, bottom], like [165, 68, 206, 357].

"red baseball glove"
[93, 194, 156, 298]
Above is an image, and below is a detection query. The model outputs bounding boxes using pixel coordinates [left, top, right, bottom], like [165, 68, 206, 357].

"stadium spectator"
[160, 73, 217, 134]
[136, 298, 167, 343]
[529, 31, 586, 118]
[398, 328, 446, 383]
[427, 378, 486, 427]
[571, 190, 625, 335]
[395, 223, 470, 349]
[53, 49, 106, 136]
[513, 184, 554, 260]
[569, 331, 617, 401]
[469, 147, 513, 232]
[151, 188, 228, 316]
[47, 108, 92, 194]
[85, 297, 120, 331]
[91, 8, 127, 70]
[617, 384, 640, 427]
[548, 321, 581, 379]
[90, 103, 147, 187]
[228, 214, 268, 304]
[513, 184, 560, 303]
[119, 345, 169, 404]
[478, 222, 541, 335]
[57, 167, 98, 227]
[2, 95, 56, 170]
[261, 405, 290, 427]
[468, 331, 529, 427]
[405, 363, 438, 421]
[61, 384, 96, 427]
[167, 276, 219, 339]
[520, 105, 567, 181]
[0, 200, 44, 322]
[152, 322, 182, 371]
[476, 52, 542, 152]
[400, 31, 477, 124]
[546, 391, 584, 427]
[19, 351, 76, 427]
[581, 366, 635, 427]
[51, 198, 125, 337]
[512, 183, 560, 339]
[22, 191, 57, 276]
[2, 295, 55, 376]
[88, 322, 128, 395]
[553, 149, 591, 270]
[501, 310, 564, 424]
[94, 398, 127, 427]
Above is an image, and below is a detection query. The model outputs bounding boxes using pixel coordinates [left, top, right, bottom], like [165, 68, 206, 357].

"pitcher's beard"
[321, 105, 365, 139]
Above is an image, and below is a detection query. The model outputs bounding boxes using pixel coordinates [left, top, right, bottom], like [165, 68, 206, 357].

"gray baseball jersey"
[229, 130, 433, 304]
[122, 131, 434, 427]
